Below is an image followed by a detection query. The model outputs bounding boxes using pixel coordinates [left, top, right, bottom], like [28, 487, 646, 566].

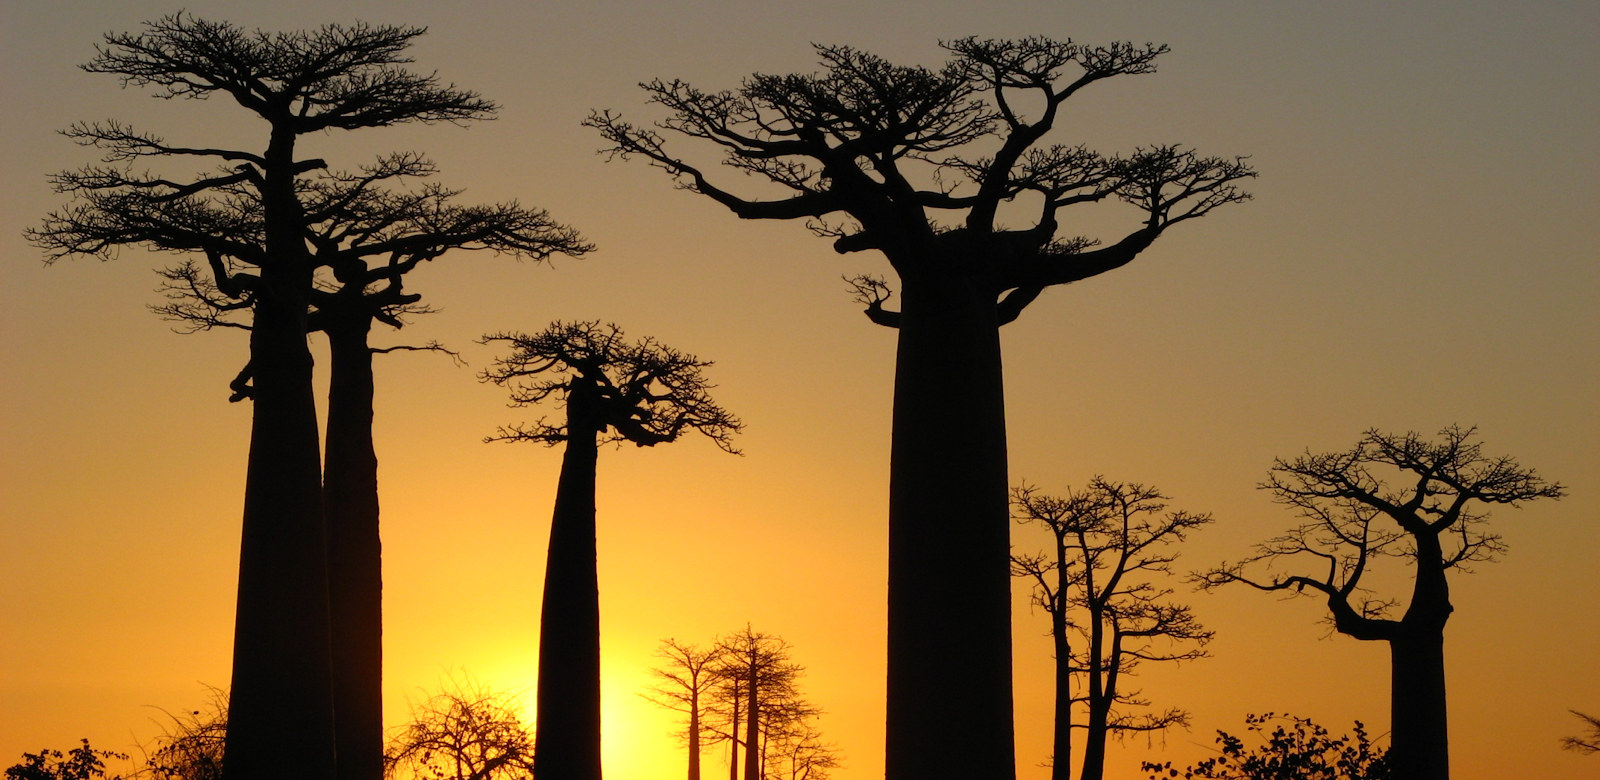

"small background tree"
[1198, 426, 1563, 780]
[1012, 478, 1213, 780]
[385, 682, 536, 780]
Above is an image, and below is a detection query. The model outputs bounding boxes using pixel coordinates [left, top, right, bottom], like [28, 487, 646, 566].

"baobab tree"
[1012, 478, 1213, 780]
[1198, 426, 1564, 780]
[588, 37, 1253, 779]
[27, 16, 580, 780]
[482, 322, 742, 780]
[151, 156, 589, 780]
[643, 639, 725, 780]
[28, 16, 508, 780]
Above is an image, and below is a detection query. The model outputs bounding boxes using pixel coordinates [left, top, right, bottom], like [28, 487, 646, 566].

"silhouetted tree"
[697, 628, 824, 780]
[483, 322, 742, 780]
[152, 156, 588, 780]
[5, 742, 125, 780]
[385, 683, 536, 780]
[589, 38, 1253, 780]
[1563, 710, 1600, 755]
[1012, 478, 1213, 780]
[28, 15, 528, 780]
[136, 687, 227, 780]
[1140, 713, 1389, 780]
[762, 722, 840, 780]
[643, 639, 726, 780]
[1197, 427, 1563, 780]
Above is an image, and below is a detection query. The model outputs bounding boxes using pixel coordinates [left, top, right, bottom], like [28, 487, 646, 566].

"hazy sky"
[2, 2, 1596, 779]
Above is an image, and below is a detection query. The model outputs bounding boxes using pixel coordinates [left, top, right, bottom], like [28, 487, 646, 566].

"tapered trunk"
[1079, 606, 1109, 780]
[744, 662, 761, 780]
[1388, 533, 1452, 780]
[223, 132, 336, 780]
[534, 382, 604, 780]
[324, 312, 385, 780]
[884, 270, 1016, 780]
[728, 687, 741, 780]
[1389, 631, 1449, 780]
[688, 688, 702, 780]
[1049, 606, 1072, 780]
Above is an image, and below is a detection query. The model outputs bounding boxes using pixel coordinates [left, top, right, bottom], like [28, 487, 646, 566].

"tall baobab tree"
[1012, 478, 1213, 780]
[27, 16, 510, 780]
[152, 155, 589, 780]
[588, 37, 1253, 779]
[483, 322, 742, 780]
[1198, 426, 1564, 780]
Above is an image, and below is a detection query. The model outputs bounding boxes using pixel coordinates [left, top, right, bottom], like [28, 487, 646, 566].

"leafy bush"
[1142, 713, 1389, 780]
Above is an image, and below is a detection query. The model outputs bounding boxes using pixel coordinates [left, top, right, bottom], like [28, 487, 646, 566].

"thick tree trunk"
[324, 313, 385, 780]
[1050, 609, 1073, 780]
[1389, 631, 1449, 780]
[884, 270, 1016, 780]
[1389, 533, 1452, 780]
[223, 130, 336, 780]
[223, 272, 337, 780]
[534, 382, 604, 780]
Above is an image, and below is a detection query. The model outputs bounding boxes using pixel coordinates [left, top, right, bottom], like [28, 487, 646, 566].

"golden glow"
[4, 3, 1598, 780]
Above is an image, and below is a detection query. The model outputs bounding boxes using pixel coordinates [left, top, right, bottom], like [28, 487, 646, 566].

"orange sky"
[2, 2, 1596, 779]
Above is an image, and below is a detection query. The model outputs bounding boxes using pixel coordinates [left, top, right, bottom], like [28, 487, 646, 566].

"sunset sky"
[2, 2, 1596, 779]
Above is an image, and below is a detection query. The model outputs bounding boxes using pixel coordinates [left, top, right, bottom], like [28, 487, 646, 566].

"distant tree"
[589, 37, 1253, 780]
[709, 628, 810, 780]
[1140, 713, 1388, 780]
[385, 683, 536, 780]
[1197, 427, 1564, 780]
[5, 741, 126, 780]
[1011, 478, 1214, 780]
[28, 15, 505, 780]
[1563, 710, 1600, 755]
[151, 152, 588, 780]
[483, 322, 742, 780]
[762, 722, 840, 780]
[643, 639, 727, 780]
[137, 687, 228, 780]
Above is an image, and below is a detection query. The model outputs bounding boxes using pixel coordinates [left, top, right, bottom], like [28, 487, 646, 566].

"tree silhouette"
[589, 37, 1253, 779]
[1012, 478, 1213, 780]
[150, 155, 588, 780]
[643, 639, 725, 780]
[483, 322, 742, 780]
[385, 682, 536, 780]
[1563, 710, 1600, 755]
[136, 687, 228, 780]
[1140, 713, 1389, 780]
[26, 16, 553, 780]
[709, 628, 812, 780]
[1197, 427, 1563, 780]
[5, 741, 126, 780]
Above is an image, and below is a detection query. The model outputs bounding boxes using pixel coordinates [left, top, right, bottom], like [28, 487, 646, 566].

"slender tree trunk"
[1050, 605, 1073, 780]
[534, 381, 604, 780]
[744, 658, 761, 780]
[688, 687, 702, 780]
[1079, 605, 1110, 780]
[728, 689, 741, 780]
[884, 269, 1016, 780]
[223, 134, 336, 780]
[324, 311, 385, 780]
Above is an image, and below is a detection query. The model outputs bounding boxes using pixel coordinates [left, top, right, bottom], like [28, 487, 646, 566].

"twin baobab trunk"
[224, 265, 337, 780]
[323, 311, 386, 780]
[884, 270, 1016, 780]
[535, 381, 605, 780]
